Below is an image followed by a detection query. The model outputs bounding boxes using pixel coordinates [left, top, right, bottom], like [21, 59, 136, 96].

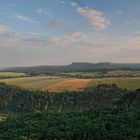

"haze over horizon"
[0, 0, 140, 67]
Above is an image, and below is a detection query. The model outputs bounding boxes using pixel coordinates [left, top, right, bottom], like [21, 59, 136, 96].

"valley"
[0, 73, 140, 92]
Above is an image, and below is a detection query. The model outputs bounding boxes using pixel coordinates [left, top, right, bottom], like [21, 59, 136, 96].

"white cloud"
[0, 24, 140, 66]
[0, 24, 19, 40]
[71, 2, 79, 7]
[36, 8, 48, 14]
[59, 0, 67, 4]
[77, 7, 111, 30]
[0, 25, 11, 33]
[16, 14, 37, 23]
[36, 8, 54, 19]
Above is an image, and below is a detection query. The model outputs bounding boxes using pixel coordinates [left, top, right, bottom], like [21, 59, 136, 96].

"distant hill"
[2, 62, 140, 75]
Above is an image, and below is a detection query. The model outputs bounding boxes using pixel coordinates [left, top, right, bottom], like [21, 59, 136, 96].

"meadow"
[0, 75, 140, 91]
[0, 72, 26, 78]
[87, 77, 140, 90]
[64, 70, 140, 78]
[0, 76, 91, 92]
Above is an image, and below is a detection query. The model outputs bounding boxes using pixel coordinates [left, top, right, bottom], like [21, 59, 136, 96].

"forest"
[0, 82, 139, 139]
[0, 82, 129, 113]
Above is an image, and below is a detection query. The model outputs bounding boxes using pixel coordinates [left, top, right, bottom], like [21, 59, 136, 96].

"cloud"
[48, 32, 92, 47]
[71, 2, 79, 7]
[0, 25, 11, 33]
[47, 19, 68, 29]
[116, 10, 123, 14]
[26, 32, 42, 37]
[36, 8, 54, 19]
[53, 0, 67, 4]
[46, 31, 140, 51]
[54, 0, 111, 30]
[59, 0, 67, 4]
[77, 7, 111, 30]
[16, 14, 37, 23]
[0, 24, 140, 66]
[0, 25, 19, 41]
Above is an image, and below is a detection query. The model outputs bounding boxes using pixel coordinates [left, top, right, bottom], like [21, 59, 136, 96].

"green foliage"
[0, 106, 139, 140]
[0, 83, 139, 140]
[87, 77, 140, 90]
[0, 83, 127, 113]
[0, 72, 26, 79]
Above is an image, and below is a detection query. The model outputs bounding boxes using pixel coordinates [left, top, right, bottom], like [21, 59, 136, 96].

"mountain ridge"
[2, 62, 140, 75]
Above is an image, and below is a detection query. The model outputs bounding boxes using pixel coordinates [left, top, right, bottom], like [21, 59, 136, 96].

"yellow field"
[0, 115, 7, 122]
[0, 76, 140, 92]
[0, 76, 91, 92]
[0, 72, 26, 77]
[46, 79, 91, 92]
[0, 76, 64, 90]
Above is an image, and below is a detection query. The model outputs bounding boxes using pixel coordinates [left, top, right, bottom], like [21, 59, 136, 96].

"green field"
[87, 77, 140, 90]
[0, 75, 140, 91]
[0, 76, 90, 92]
[0, 72, 26, 78]
[0, 76, 65, 91]
[64, 70, 140, 77]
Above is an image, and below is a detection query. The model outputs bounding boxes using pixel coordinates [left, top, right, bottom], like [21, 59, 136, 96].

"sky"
[0, 0, 140, 67]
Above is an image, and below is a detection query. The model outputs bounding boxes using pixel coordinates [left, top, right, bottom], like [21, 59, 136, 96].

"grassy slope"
[64, 70, 140, 77]
[0, 76, 65, 91]
[0, 76, 91, 92]
[87, 77, 140, 90]
[0, 75, 140, 91]
[0, 72, 26, 77]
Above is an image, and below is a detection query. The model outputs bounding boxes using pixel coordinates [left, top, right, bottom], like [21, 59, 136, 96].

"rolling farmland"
[0, 76, 91, 92]
[87, 77, 140, 90]
[0, 76, 64, 91]
[46, 79, 91, 92]
[0, 76, 140, 91]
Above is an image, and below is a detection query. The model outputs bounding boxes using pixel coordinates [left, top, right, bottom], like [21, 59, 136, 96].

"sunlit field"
[0, 72, 26, 78]
[0, 76, 140, 91]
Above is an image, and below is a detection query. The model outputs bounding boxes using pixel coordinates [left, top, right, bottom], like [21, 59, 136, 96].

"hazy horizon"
[0, 0, 140, 67]
[1, 61, 140, 69]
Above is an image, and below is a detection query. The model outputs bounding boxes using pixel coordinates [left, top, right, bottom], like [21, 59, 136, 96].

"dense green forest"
[0, 82, 128, 113]
[2, 62, 140, 75]
[0, 106, 139, 140]
[0, 83, 139, 140]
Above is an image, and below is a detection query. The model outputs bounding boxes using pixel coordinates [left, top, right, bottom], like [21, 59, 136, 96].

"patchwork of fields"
[46, 79, 91, 92]
[0, 74, 140, 91]
[0, 76, 91, 92]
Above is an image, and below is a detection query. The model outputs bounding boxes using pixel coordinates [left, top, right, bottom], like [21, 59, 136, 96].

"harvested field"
[0, 76, 140, 92]
[46, 79, 91, 92]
